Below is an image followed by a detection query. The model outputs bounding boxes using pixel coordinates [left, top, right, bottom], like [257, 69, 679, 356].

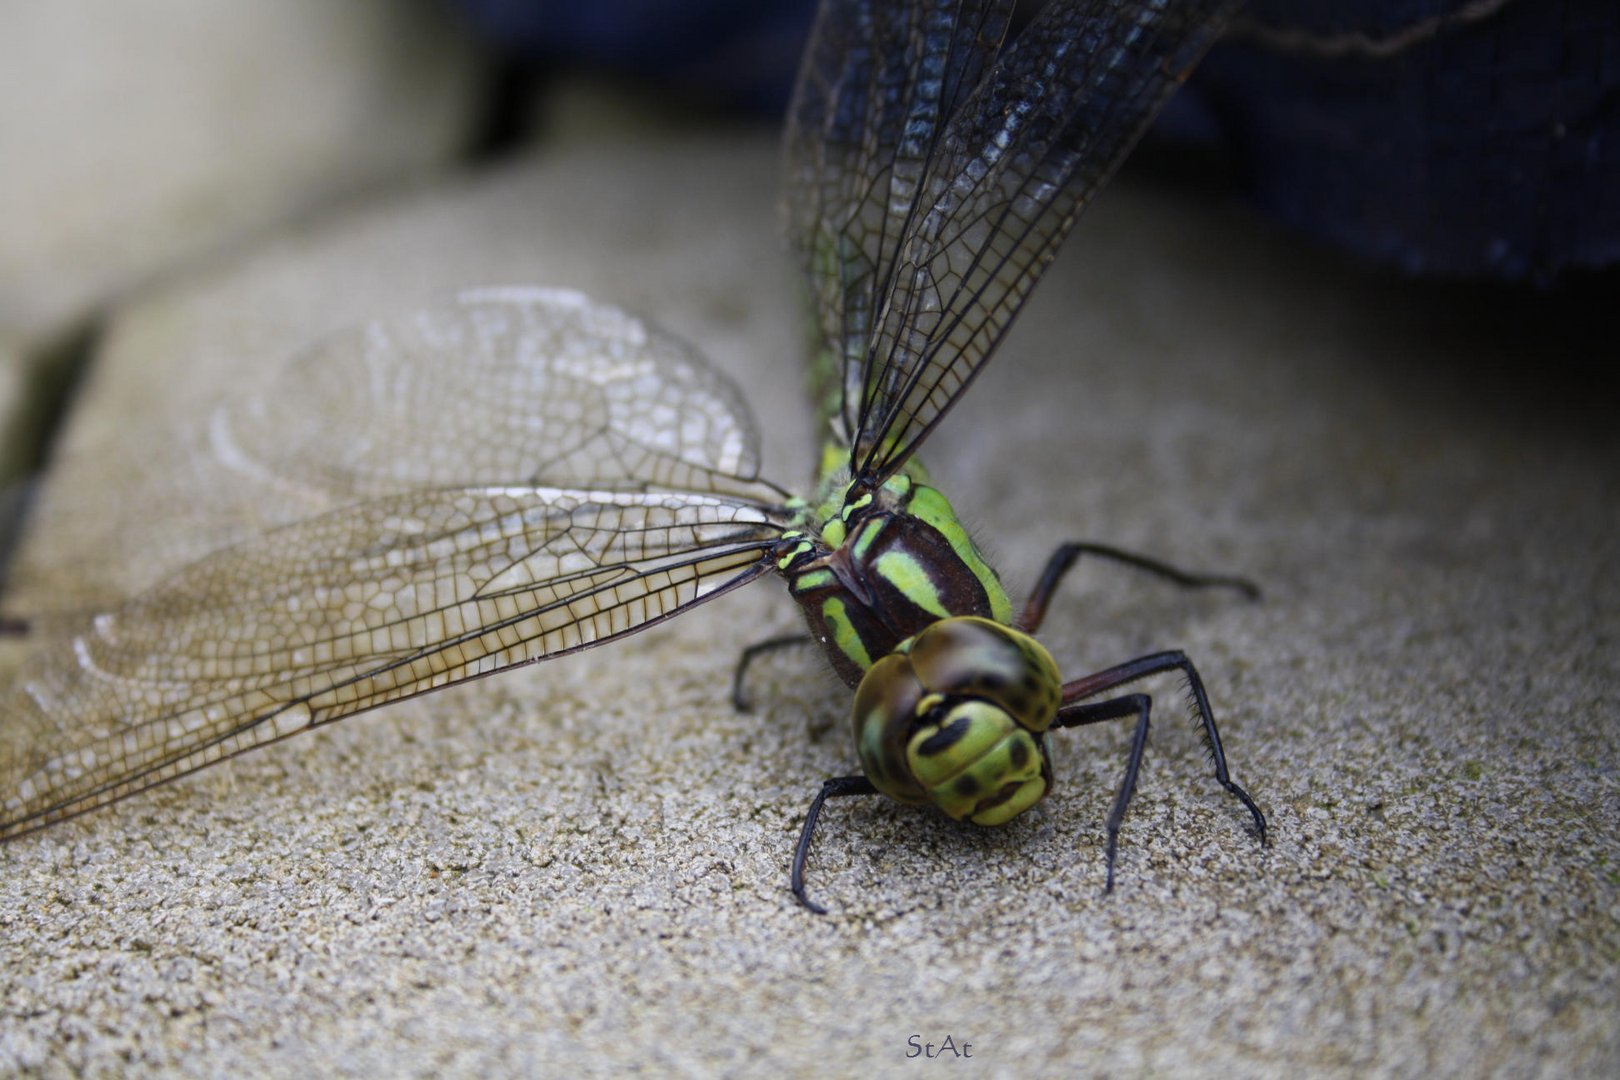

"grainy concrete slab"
[1, 127, 1615, 1078]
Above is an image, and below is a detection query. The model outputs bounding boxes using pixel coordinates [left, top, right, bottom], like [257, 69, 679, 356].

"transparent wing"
[783, 0, 1013, 443]
[0, 288, 792, 839]
[0, 485, 785, 839]
[789, 0, 1237, 481]
[4, 286, 778, 619]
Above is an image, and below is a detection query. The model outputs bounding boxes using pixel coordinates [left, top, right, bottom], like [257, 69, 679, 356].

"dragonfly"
[0, 0, 1263, 912]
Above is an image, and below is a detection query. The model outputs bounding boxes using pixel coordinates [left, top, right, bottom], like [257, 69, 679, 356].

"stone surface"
[0, 125, 1615, 1078]
[0, 0, 482, 477]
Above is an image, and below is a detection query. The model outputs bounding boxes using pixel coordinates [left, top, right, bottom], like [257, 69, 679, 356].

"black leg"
[730, 633, 813, 712]
[1057, 650, 1266, 885]
[1054, 694, 1152, 891]
[0, 615, 27, 637]
[1021, 541, 1259, 633]
[791, 775, 878, 914]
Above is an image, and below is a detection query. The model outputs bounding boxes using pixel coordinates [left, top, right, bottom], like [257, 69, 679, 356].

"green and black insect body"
[772, 0, 1263, 907]
[0, 0, 1265, 913]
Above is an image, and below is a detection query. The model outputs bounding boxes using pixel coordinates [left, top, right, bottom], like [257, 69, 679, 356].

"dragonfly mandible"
[0, 0, 1264, 912]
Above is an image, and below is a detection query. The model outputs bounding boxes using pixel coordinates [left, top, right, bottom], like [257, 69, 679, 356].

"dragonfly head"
[851, 616, 1063, 825]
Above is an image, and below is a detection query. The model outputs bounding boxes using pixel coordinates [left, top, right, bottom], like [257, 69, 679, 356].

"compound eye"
[904, 700, 1051, 825]
[851, 652, 929, 805]
[907, 617, 1062, 732]
[850, 618, 1065, 825]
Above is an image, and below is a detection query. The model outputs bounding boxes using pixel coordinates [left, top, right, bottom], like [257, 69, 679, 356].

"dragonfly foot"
[731, 633, 813, 712]
[791, 775, 877, 913]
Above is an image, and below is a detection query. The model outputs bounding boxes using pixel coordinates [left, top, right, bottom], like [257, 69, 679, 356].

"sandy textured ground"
[1, 127, 1615, 1078]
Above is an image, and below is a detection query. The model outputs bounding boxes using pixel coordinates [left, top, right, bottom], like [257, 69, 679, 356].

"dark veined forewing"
[783, 0, 1014, 444]
[0, 288, 790, 840]
[784, 0, 1238, 482]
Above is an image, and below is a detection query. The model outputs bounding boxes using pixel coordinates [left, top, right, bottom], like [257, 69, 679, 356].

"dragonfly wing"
[5, 287, 777, 618]
[1, 484, 786, 839]
[224, 285, 770, 496]
[783, 0, 1014, 444]
[849, 0, 1238, 478]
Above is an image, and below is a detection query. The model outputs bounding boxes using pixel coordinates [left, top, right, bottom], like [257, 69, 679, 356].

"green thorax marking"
[779, 439, 1014, 688]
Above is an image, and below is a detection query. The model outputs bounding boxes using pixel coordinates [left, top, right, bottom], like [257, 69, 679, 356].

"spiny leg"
[730, 633, 814, 712]
[791, 775, 878, 914]
[1053, 694, 1152, 890]
[1060, 650, 1267, 865]
[1021, 541, 1259, 633]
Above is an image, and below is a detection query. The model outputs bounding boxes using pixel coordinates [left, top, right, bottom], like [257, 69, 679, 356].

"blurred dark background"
[452, 0, 1620, 285]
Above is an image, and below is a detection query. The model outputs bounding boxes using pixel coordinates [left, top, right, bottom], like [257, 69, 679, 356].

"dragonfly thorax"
[852, 617, 1062, 826]
[778, 470, 1014, 688]
[774, 471, 1061, 825]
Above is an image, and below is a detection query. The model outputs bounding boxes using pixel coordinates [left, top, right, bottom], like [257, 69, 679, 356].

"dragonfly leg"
[1020, 542, 1259, 633]
[791, 775, 878, 914]
[1056, 650, 1267, 884]
[731, 633, 814, 712]
[0, 615, 27, 636]
[1053, 693, 1152, 891]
